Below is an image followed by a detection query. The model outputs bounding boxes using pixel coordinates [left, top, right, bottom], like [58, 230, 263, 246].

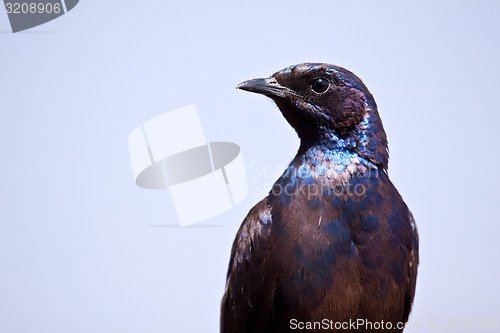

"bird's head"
[237, 63, 389, 170]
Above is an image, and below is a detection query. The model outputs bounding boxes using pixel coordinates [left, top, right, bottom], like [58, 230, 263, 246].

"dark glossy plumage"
[221, 63, 418, 333]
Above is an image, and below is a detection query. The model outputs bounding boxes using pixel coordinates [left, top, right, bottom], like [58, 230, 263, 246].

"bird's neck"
[296, 102, 389, 171]
[298, 129, 356, 154]
[284, 144, 378, 186]
[270, 143, 380, 204]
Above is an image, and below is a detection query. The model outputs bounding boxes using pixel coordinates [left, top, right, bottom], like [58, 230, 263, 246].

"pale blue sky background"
[1, 1, 499, 332]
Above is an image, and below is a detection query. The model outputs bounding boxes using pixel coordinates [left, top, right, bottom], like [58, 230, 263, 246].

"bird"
[221, 63, 419, 333]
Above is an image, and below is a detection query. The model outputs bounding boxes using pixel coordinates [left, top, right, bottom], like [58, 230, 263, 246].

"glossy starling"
[221, 63, 418, 333]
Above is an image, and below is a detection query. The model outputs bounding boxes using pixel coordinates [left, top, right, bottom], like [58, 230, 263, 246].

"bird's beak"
[236, 77, 288, 98]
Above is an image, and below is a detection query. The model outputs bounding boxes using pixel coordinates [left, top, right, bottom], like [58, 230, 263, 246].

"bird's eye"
[311, 78, 330, 94]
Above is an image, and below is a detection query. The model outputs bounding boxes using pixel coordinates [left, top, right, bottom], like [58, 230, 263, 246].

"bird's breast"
[267, 151, 415, 320]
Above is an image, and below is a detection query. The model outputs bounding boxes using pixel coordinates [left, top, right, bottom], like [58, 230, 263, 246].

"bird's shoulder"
[226, 198, 273, 278]
[221, 199, 276, 332]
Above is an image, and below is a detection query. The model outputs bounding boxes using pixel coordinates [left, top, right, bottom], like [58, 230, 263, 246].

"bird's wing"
[403, 212, 419, 323]
[221, 198, 275, 333]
